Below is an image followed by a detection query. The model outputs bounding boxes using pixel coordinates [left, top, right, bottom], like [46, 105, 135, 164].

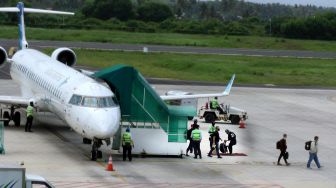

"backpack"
[305, 141, 312, 150]
[276, 140, 281, 149]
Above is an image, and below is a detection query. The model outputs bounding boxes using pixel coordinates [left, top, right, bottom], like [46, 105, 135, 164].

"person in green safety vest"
[208, 121, 216, 151]
[25, 102, 34, 132]
[122, 127, 134, 161]
[191, 125, 202, 159]
[210, 97, 224, 114]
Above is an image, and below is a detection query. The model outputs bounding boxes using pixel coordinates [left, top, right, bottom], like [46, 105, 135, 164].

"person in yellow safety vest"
[25, 102, 34, 132]
[122, 127, 134, 161]
[208, 121, 216, 150]
[191, 125, 202, 159]
[210, 97, 224, 114]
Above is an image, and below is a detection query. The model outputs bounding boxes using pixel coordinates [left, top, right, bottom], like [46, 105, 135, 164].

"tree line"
[0, 0, 335, 40]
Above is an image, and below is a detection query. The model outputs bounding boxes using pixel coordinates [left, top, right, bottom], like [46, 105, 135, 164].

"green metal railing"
[94, 65, 196, 143]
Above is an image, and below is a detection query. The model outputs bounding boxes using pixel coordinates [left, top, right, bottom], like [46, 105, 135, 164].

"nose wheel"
[91, 139, 103, 161]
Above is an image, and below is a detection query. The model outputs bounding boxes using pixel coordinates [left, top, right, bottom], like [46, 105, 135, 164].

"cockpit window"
[82, 97, 98, 107]
[69, 95, 82, 105]
[69, 95, 118, 108]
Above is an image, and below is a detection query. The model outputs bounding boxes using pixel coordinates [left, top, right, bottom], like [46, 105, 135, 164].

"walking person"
[307, 136, 321, 169]
[208, 126, 222, 158]
[208, 121, 216, 150]
[276, 134, 290, 166]
[25, 102, 34, 132]
[186, 120, 197, 156]
[122, 127, 134, 162]
[191, 125, 202, 159]
[225, 129, 236, 155]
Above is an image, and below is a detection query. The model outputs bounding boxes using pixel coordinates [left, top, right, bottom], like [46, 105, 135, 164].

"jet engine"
[0, 46, 8, 68]
[51, 47, 76, 67]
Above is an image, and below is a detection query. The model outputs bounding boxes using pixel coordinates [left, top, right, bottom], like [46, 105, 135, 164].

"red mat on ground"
[219, 153, 248, 156]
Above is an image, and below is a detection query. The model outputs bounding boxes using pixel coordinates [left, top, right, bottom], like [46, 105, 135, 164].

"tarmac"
[1, 79, 336, 188]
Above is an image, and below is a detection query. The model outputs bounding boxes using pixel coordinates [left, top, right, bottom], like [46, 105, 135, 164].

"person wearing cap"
[186, 120, 197, 156]
[191, 124, 202, 159]
[225, 129, 236, 155]
[25, 101, 34, 132]
[307, 136, 321, 169]
[210, 97, 224, 114]
[122, 127, 134, 161]
[208, 126, 222, 158]
[208, 121, 216, 150]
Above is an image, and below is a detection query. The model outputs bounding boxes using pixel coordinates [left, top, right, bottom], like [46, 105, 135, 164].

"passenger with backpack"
[276, 134, 290, 166]
[306, 136, 321, 169]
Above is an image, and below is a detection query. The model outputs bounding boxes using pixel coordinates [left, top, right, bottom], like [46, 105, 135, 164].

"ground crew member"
[122, 127, 134, 161]
[191, 125, 202, 159]
[225, 129, 236, 155]
[210, 97, 224, 114]
[277, 134, 290, 166]
[186, 120, 197, 156]
[208, 121, 216, 150]
[208, 126, 222, 158]
[25, 102, 34, 132]
[307, 136, 321, 169]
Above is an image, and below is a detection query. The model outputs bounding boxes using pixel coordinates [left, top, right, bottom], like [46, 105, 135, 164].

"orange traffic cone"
[106, 155, 114, 171]
[239, 118, 246, 129]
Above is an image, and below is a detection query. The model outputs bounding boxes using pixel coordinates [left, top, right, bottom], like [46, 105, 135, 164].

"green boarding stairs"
[0, 120, 4, 154]
[93, 65, 196, 149]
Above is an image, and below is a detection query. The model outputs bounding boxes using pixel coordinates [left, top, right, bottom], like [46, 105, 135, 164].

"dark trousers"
[278, 150, 288, 164]
[228, 142, 234, 154]
[123, 144, 132, 161]
[208, 142, 220, 157]
[186, 140, 193, 154]
[193, 140, 202, 159]
[209, 137, 213, 150]
[217, 107, 224, 114]
[25, 116, 33, 132]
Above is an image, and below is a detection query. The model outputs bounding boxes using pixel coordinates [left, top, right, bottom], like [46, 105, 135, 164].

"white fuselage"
[10, 49, 121, 139]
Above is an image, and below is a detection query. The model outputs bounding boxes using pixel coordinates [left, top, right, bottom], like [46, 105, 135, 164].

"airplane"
[0, 2, 235, 160]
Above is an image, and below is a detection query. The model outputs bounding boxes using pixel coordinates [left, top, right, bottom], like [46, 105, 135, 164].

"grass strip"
[51, 49, 336, 87]
[1, 26, 336, 52]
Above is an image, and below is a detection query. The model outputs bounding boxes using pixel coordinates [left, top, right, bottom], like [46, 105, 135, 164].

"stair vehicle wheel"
[14, 111, 21, 127]
[3, 111, 10, 127]
[205, 113, 215, 123]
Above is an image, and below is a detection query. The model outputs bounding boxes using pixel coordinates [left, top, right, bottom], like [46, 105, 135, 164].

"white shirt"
[310, 141, 318, 153]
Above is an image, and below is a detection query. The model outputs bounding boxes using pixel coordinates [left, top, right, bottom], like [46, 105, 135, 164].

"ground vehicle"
[198, 102, 247, 124]
[0, 164, 54, 188]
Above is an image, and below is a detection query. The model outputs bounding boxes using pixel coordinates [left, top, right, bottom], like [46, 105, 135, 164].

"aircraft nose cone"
[91, 108, 121, 139]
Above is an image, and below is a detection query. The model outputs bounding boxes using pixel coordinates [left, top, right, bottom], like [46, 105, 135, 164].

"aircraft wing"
[160, 74, 235, 101]
[0, 96, 30, 106]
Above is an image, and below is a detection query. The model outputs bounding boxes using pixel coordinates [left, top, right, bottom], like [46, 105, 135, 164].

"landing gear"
[91, 139, 103, 161]
[1, 106, 21, 127]
[14, 111, 21, 127]
[3, 111, 10, 127]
